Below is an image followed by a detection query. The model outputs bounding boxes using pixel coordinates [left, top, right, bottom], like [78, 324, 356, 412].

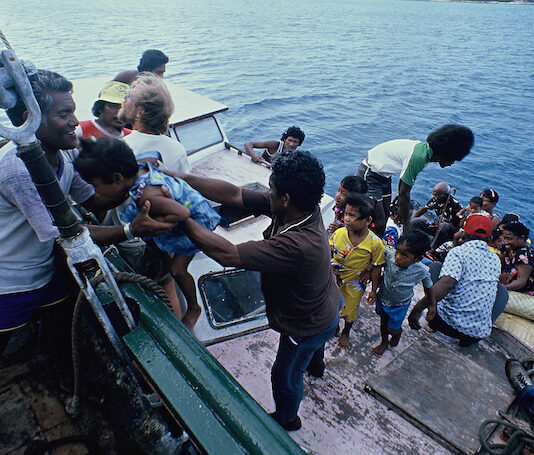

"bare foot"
[338, 333, 350, 348]
[389, 334, 401, 347]
[181, 305, 201, 330]
[372, 342, 388, 356]
[408, 310, 422, 330]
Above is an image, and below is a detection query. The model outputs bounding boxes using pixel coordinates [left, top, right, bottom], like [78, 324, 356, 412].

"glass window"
[172, 117, 223, 155]
[199, 269, 266, 329]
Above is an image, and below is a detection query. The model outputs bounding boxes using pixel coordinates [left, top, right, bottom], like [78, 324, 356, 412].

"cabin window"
[172, 116, 223, 155]
[199, 269, 266, 329]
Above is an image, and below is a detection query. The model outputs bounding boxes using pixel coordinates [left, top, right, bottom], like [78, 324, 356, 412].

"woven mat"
[494, 313, 534, 349]
[503, 291, 534, 322]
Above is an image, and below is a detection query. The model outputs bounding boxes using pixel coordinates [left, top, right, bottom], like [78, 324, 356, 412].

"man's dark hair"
[281, 125, 305, 145]
[91, 100, 107, 118]
[74, 137, 138, 184]
[344, 193, 374, 219]
[137, 49, 169, 72]
[502, 222, 530, 239]
[271, 150, 324, 212]
[7, 69, 72, 127]
[469, 196, 484, 207]
[481, 188, 499, 203]
[426, 124, 474, 162]
[340, 175, 368, 194]
[398, 230, 431, 257]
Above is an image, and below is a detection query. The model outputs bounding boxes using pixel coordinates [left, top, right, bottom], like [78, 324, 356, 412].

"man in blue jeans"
[175, 150, 340, 431]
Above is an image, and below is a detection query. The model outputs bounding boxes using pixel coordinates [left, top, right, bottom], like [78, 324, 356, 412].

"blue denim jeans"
[271, 313, 339, 421]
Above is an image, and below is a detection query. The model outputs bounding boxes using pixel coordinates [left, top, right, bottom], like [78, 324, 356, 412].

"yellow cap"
[98, 81, 129, 104]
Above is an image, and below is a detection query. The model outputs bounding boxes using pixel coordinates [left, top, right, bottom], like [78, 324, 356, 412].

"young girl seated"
[329, 194, 385, 348]
[74, 137, 223, 329]
[373, 230, 435, 356]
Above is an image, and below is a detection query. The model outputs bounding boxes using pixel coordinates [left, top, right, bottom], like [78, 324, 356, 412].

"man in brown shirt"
[178, 150, 340, 431]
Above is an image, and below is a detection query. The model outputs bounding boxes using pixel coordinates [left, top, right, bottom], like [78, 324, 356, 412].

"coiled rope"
[479, 360, 534, 454]
[67, 272, 168, 416]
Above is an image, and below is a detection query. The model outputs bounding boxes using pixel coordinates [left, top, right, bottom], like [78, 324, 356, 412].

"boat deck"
[208, 294, 523, 455]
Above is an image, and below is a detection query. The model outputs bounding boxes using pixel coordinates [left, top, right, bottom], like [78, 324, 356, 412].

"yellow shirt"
[329, 227, 385, 283]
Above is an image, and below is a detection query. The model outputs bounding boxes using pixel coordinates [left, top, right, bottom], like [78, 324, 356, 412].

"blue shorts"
[0, 269, 74, 332]
[375, 298, 410, 331]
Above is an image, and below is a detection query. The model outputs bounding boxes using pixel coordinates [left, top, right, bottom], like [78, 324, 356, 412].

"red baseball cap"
[464, 214, 493, 237]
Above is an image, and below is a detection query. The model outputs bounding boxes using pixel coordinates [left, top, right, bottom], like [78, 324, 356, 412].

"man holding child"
[174, 150, 340, 432]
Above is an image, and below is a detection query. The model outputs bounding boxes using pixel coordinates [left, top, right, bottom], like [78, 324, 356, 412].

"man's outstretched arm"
[167, 173, 245, 209]
[398, 180, 412, 232]
[180, 217, 241, 267]
[243, 140, 278, 164]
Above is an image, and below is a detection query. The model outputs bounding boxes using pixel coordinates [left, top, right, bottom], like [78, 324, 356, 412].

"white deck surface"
[208, 289, 513, 455]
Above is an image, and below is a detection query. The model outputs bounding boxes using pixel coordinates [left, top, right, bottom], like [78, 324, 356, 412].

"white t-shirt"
[124, 131, 190, 174]
[0, 146, 94, 293]
[365, 139, 428, 180]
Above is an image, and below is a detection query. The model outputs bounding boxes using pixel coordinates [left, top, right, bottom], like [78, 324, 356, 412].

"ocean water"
[2, 0, 534, 227]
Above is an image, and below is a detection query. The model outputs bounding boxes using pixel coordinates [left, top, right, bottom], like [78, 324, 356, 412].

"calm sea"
[2, 0, 534, 227]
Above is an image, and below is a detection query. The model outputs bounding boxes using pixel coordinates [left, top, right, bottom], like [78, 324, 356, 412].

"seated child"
[453, 196, 490, 246]
[383, 196, 414, 248]
[74, 137, 223, 329]
[373, 230, 435, 356]
[328, 175, 369, 234]
[329, 194, 385, 348]
[457, 196, 489, 227]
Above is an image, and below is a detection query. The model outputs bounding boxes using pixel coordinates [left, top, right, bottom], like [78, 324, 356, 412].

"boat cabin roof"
[71, 76, 228, 127]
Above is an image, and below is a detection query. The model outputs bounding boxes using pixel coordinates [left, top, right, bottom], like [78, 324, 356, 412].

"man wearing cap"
[408, 214, 507, 347]
[76, 81, 131, 139]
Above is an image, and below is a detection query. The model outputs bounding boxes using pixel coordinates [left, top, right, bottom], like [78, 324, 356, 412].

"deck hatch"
[365, 335, 513, 454]
[198, 269, 266, 329]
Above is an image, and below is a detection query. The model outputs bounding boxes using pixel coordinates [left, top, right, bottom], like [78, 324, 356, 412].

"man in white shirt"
[356, 125, 474, 236]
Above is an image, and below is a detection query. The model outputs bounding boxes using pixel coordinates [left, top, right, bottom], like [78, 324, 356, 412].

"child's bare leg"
[339, 319, 353, 348]
[389, 328, 402, 347]
[373, 316, 389, 356]
[171, 255, 200, 330]
[163, 279, 182, 319]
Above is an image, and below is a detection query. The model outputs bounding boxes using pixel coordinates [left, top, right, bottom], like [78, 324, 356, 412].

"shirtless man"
[243, 125, 305, 165]
[113, 49, 169, 85]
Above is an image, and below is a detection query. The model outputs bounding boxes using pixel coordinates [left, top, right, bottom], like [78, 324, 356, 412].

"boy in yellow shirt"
[329, 194, 385, 348]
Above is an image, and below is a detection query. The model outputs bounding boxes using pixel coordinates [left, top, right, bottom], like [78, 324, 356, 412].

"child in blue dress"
[74, 137, 223, 328]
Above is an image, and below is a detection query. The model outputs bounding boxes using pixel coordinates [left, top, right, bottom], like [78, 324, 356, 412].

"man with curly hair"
[243, 125, 305, 165]
[175, 150, 340, 431]
[356, 124, 474, 237]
